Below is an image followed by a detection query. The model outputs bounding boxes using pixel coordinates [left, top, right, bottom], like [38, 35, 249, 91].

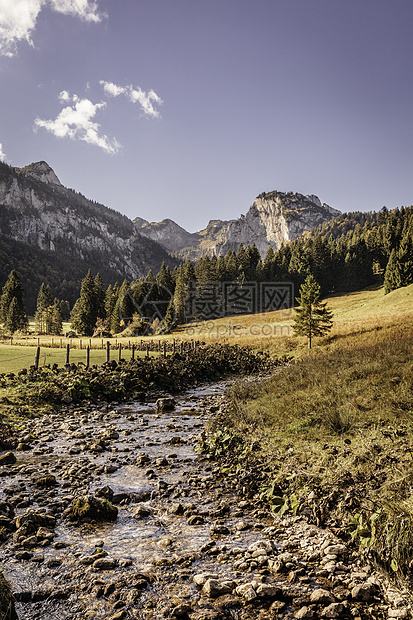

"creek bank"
[0, 381, 410, 619]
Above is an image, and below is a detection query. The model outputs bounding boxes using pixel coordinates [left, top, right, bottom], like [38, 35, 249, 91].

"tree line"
[1, 205, 412, 336]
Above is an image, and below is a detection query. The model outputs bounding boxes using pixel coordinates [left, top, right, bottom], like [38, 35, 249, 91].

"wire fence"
[0, 338, 199, 373]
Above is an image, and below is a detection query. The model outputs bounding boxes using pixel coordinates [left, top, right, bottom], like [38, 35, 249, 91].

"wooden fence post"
[34, 346, 40, 370]
[118, 343, 122, 362]
[65, 343, 70, 366]
[173, 339, 176, 355]
[106, 341, 110, 363]
[146, 343, 149, 358]
[131, 344, 135, 360]
[86, 345, 90, 370]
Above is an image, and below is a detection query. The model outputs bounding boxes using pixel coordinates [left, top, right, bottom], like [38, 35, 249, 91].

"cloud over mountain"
[34, 91, 121, 154]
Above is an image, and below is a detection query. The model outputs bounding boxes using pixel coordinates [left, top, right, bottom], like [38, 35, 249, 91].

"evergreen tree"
[0, 270, 28, 333]
[34, 283, 52, 334]
[94, 274, 106, 323]
[59, 300, 71, 321]
[70, 270, 98, 336]
[162, 299, 176, 332]
[50, 299, 63, 335]
[110, 298, 122, 334]
[156, 262, 174, 296]
[384, 233, 413, 294]
[105, 283, 119, 323]
[244, 243, 261, 280]
[396, 233, 413, 287]
[173, 268, 188, 324]
[116, 279, 135, 326]
[293, 274, 333, 348]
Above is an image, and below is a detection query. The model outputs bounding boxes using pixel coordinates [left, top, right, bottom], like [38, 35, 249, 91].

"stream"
[0, 382, 409, 620]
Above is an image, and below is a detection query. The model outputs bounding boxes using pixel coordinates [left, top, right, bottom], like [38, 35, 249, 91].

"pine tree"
[110, 298, 122, 334]
[117, 280, 135, 325]
[50, 299, 63, 335]
[105, 283, 119, 323]
[94, 274, 106, 323]
[162, 299, 176, 332]
[0, 270, 28, 333]
[4, 298, 21, 334]
[293, 274, 333, 348]
[384, 232, 413, 293]
[34, 283, 53, 334]
[173, 268, 187, 324]
[70, 270, 98, 336]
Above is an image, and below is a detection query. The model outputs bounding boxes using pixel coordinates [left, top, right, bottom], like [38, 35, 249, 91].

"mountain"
[0, 161, 175, 312]
[134, 190, 341, 259]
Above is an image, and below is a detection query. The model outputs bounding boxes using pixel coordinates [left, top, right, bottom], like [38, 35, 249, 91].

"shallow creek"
[0, 383, 406, 620]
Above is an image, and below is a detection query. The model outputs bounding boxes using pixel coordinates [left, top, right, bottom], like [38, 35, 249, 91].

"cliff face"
[134, 191, 341, 259]
[0, 161, 173, 279]
[134, 217, 201, 254]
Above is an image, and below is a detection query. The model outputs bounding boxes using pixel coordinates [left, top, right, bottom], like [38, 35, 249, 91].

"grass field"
[0, 344, 161, 374]
[1, 283, 412, 373]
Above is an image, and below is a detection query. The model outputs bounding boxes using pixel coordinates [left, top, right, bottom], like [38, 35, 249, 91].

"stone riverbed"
[0, 382, 411, 620]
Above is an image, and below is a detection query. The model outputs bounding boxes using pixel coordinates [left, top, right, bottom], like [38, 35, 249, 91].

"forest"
[0, 204, 412, 336]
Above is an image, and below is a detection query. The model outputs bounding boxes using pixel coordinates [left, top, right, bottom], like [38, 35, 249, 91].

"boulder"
[0, 452, 16, 466]
[156, 398, 176, 412]
[65, 495, 118, 522]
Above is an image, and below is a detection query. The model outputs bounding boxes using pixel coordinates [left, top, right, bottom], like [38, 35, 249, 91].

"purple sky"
[1, 0, 413, 232]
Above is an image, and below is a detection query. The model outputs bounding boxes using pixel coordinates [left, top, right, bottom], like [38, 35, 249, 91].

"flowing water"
[0, 382, 278, 619]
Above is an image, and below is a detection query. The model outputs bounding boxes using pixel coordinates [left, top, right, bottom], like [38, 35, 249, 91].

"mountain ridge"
[134, 190, 341, 259]
[0, 160, 174, 279]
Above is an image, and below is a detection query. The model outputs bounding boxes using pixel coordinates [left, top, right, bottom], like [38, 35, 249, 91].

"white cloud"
[0, 143, 7, 162]
[0, 0, 103, 56]
[34, 91, 121, 155]
[49, 0, 102, 23]
[100, 80, 163, 119]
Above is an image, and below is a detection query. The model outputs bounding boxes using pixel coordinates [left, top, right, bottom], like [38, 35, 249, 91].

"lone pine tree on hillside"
[293, 274, 333, 349]
[0, 270, 28, 334]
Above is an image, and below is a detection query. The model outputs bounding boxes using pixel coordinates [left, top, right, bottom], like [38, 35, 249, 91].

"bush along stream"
[0, 344, 280, 416]
[0, 345, 410, 620]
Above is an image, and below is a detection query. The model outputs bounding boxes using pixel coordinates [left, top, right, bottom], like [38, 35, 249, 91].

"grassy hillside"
[175, 282, 413, 354]
[202, 283, 413, 580]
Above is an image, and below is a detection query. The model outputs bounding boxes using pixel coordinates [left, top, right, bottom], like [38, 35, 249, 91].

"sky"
[1, 0, 413, 232]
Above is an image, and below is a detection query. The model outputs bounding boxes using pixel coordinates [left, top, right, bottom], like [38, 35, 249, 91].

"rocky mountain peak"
[134, 190, 341, 259]
[17, 161, 62, 186]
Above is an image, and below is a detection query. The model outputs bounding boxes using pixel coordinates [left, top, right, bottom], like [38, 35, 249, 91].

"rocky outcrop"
[135, 191, 340, 259]
[0, 161, 173, 280]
